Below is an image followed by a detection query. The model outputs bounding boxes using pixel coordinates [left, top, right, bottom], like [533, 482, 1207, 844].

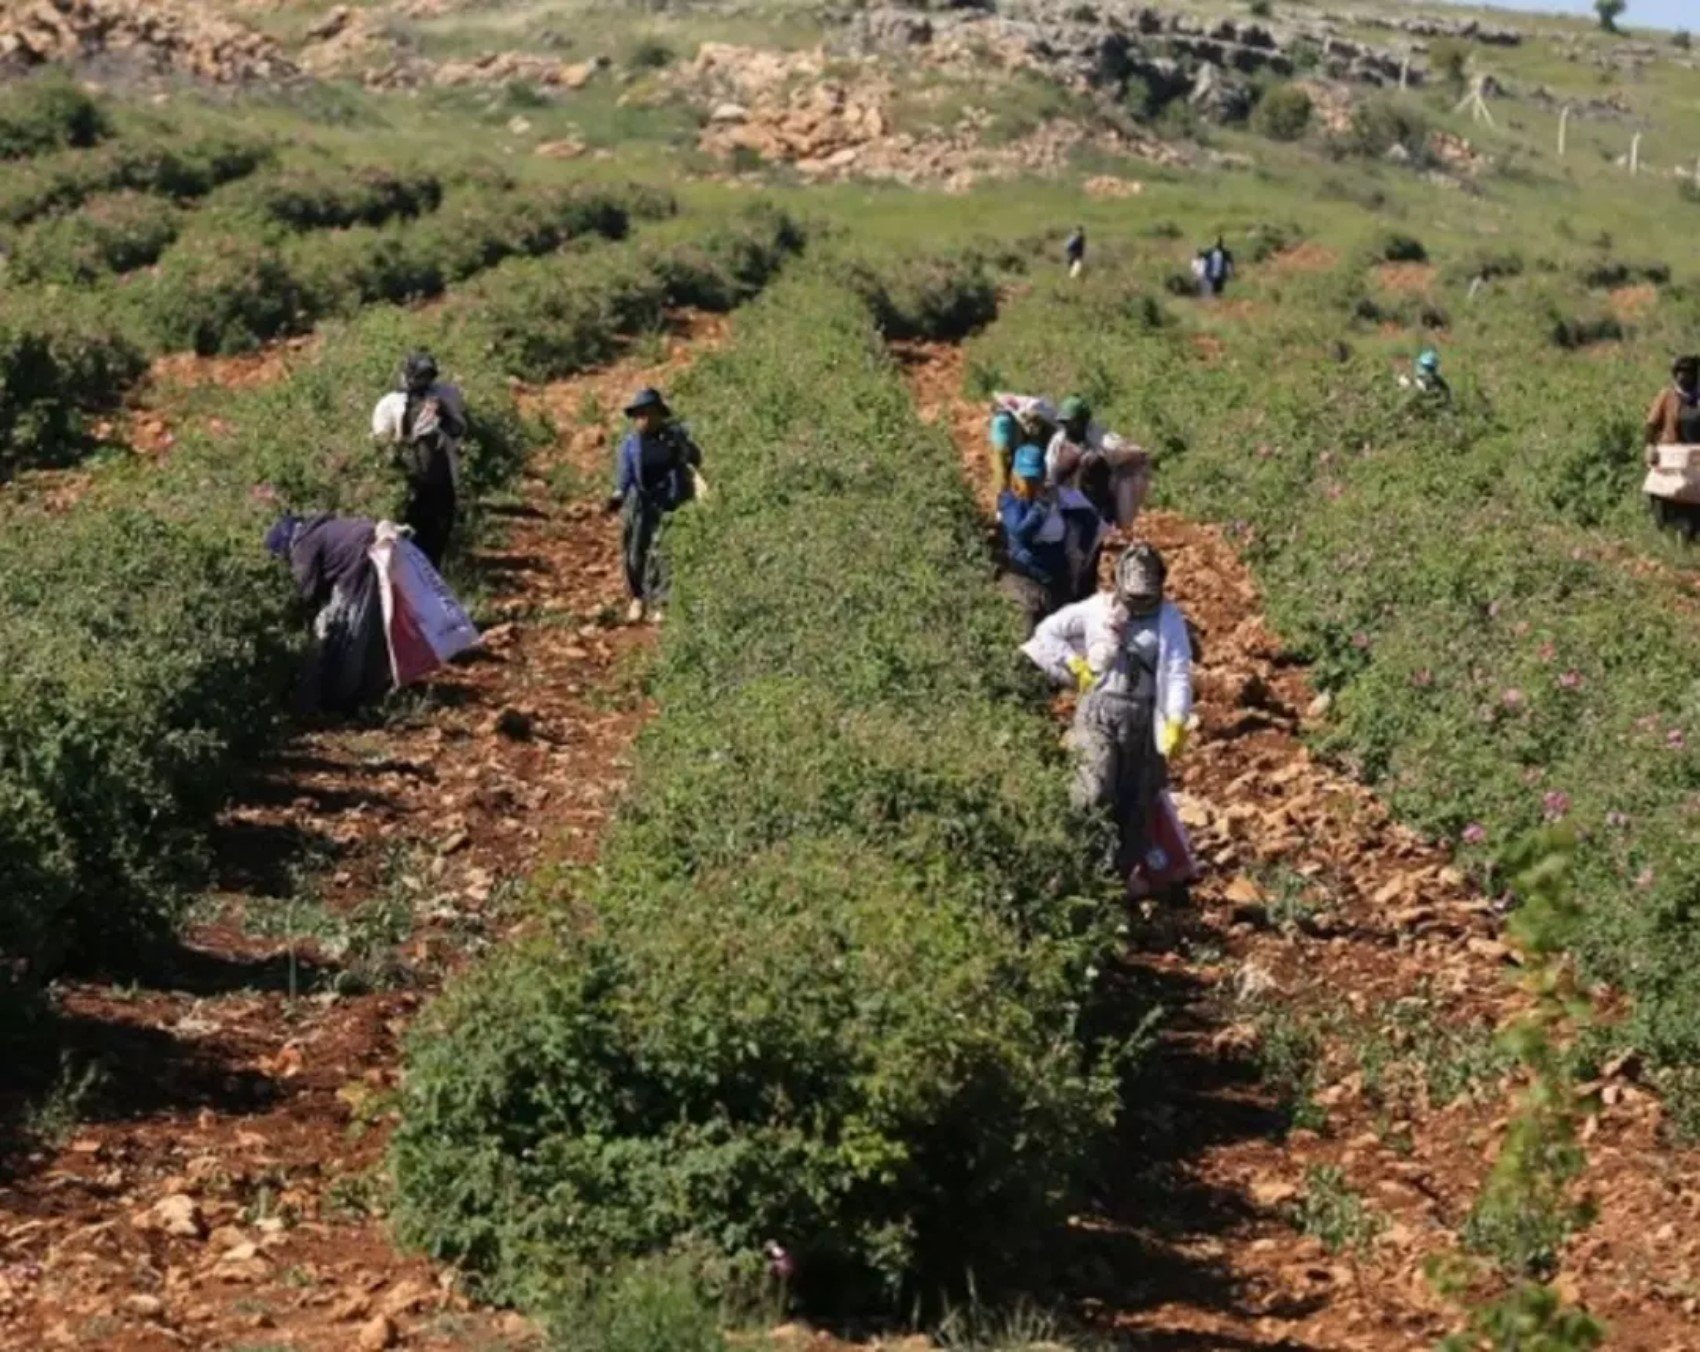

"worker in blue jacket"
[999, 443, 1093, 634]
[605, 387, 703, 623]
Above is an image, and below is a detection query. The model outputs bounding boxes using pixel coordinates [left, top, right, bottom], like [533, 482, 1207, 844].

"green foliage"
[391, 273, 1125, 1315]
[0, 133, 270, 227]
[1340, 97, 1431, 163]
[139, 233, 313, 356]
[7, 192, 182, 284]
[214, 165, 443, 233]
[1437, 1279, 1604, 1352]
[1251, 83, 1313, 142]
[0, 306, 146, 475]
[1291, 1165, 1385, 1255]
[1380, 232, 1428, 263]
[0, 74, 109, 161]
[840, 253, 999, 341]
[542, 1255, 729, 1352]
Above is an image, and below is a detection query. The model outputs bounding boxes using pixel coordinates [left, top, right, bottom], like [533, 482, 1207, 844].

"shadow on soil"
[1059, 901, 1323, 1351]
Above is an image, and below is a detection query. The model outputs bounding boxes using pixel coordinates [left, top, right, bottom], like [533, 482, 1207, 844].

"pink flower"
[1542, 791, 1571, 822]
[1537, 641, 1556, 662]
[1558, 670, 1583, 690]
[1352, 631, 1371, 650]
[1462, 823, 1487, 845]
[1324, 482, 1344, 501]
[250, 482, 279, 505]
[1412, 668, 1434, 688]
[1501, 688, 1525, 709]
[1606, 811, 1630, 829]
[1669, 728, 1688, 751]
[1636, 867, 1656, 890]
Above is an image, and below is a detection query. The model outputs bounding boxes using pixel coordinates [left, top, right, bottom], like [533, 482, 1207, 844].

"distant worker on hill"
[999, 443, 1096, 634]
[1023, 542, 1195, 890]
[1198, 235, 1235, 298]
[372, 351, 466, 569]
[1399, 347, 1453, 402]
[1065, 225, 1086, 279]
[606, 386, 704, 624]
[1642, 355, 1700, 540]
[265, 513, 391, 715]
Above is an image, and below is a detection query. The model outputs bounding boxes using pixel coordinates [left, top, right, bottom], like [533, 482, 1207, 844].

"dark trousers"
[621, 492, 668, 603]
[404, 481, 456, 570]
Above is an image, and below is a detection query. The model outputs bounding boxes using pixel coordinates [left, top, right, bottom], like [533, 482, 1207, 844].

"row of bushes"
[389, 267, 1126, 1320]
[0, 74, 107, 161]
[0, 131, 270, 227]
[0, 204, 804, 1008]
[0, 183, 672, 476]
[962, 244, 1700, 1081]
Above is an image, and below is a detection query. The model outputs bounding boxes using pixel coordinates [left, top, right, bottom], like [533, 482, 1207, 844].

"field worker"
[606, 386, 703, 624]
[1199, 235, 1235, 298]
[1050, 396, 1152, 541]
[1645, 355, 1700, 453]
[1412, 348, 1452, 401]
[265, 513, 391, 715]
[988, 392, 1057, 496]
[371, 351, 466, 569]
[999, 443, 1077, 634]
[1023, 542, 1193, 880]
[1065, 225, 1086, 279]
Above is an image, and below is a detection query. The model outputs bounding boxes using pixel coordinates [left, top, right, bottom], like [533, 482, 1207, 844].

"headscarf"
[264, 513, 302, 560]
[1115, 542, 1166, 616]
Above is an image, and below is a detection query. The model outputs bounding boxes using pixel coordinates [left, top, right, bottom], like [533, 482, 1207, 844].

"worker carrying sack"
[369, 522, 481, 686]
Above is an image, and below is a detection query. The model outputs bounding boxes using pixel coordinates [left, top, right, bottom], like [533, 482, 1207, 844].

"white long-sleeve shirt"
[1021, 594, 1193, 751]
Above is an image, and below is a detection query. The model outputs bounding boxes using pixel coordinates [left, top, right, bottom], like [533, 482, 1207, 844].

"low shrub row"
[0, 201, 802, 1015]
[5, 191, 183, 284]
[390, 268, 1125, 1318]
[461, 205, 803, 382]
[0, 74, 108, 161]
[0, 132, 270, 227]
[212, 164, 443, 234]
[0, 309, 147, 477]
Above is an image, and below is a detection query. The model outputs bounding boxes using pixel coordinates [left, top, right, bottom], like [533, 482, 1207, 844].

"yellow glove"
[1066, 656, 1095, 694]
[1157, 718, 1188, 759]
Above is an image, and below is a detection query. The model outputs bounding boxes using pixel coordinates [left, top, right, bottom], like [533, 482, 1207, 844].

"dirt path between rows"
[901, 341, 1700, 1352]
[0, 315, 726, 1352]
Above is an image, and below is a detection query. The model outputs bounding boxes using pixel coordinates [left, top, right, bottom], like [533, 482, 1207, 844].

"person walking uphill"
[1065, 226, 1086, 279]
[1198, 235, 1234, 298]
[606, 386, 703, 624]
[371, 351, 466, 569]
[1023, 543, 1194, 889]
[265, 513, 392, 715]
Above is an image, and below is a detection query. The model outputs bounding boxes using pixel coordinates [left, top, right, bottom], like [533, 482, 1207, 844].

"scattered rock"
[358, 1313, 399, 1351]
[149, 1194, 204, 1239]
[123, 1293, 165, 1319]
[535, 138, 587, 159]
[1250, 1177, 1300, 1207]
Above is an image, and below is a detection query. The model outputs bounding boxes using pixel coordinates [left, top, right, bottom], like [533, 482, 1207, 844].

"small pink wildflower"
[1542, 790, 1571, 822]
[1412, 668, 1434, 688]
[1669, 728, 1688, 751]
[1324, 482, 1344, 501]
[1558, 670, 1583, 690]
[250, 482, 279, 505]
[1606, 811, 1630, 829]
[1536, 641, 1557, 663]
[1501, 688, 1525, 709]
[1636, 867, 1656, 890]
[1352, 631, 1371, 651]
[1462, 823, 1487, 845]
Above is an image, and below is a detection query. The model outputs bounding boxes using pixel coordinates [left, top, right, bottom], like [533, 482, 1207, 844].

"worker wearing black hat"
[606, 387, 703, 622]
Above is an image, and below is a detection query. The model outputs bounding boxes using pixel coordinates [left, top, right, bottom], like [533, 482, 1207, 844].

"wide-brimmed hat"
[624, 387, 670, 417]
